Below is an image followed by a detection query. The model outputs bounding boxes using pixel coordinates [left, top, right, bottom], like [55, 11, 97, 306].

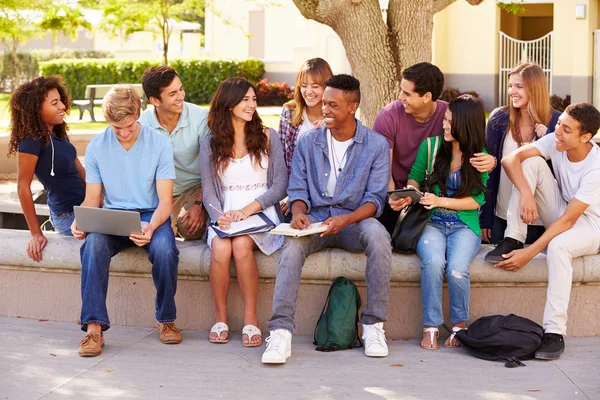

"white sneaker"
[362, 322, 388, 357]
[261, 329, 292, 364]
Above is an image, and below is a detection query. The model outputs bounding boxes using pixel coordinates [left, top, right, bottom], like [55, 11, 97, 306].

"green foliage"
[39, 58, 265, 104]
[30, 49, 114, 62]
[38, 1, 92, 45]
[497, 1, 525, 15]
[0, 52, 39, 92]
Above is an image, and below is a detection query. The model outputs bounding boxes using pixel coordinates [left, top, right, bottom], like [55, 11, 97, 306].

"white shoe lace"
[364, 324, 386, 347]
[265, 330, 288, 353]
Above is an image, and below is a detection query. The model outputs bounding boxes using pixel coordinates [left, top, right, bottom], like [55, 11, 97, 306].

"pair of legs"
[209, 234, 261, 346]
[49, 209, 75, 236]
[416, 220, 480, 349]
[503, 157, 600, 335]
[490, 215, 544, 244]
[172, 184, 208, 240]
[80, 212, 179, 336]
[268, 216, 392, 333]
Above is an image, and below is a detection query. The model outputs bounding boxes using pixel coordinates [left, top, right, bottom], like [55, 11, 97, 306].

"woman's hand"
[534, 123, 548, 138]
[225, 209, 249, 222]
[217, 214, 232, 230]
[27, 232, 47, 262]
[420, 193, 441, 210]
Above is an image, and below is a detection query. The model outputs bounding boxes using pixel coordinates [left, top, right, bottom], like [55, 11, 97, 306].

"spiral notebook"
[210, 212, 276, 238]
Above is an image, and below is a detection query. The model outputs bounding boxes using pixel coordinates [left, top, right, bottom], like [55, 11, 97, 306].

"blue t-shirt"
[85, 124, 176, 211]
[18, 134, 85, 214]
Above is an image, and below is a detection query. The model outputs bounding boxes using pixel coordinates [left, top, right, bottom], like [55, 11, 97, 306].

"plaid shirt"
[278, 106, 301, 176]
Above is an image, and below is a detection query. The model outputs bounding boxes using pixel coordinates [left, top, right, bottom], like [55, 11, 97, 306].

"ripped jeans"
[416, 220, 481, 327]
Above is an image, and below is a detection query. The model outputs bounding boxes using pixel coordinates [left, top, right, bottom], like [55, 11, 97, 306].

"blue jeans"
[268, 216, 392, 333]
[79, 212, 179, 331]
[416, 220, 480, 327]
[49, 209, 74, 236]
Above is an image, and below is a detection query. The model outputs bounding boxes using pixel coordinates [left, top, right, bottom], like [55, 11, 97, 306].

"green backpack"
[313, 276, 363, 351]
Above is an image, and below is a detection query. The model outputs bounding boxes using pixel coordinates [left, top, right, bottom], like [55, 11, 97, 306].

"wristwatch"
[194, 200, 203, 207]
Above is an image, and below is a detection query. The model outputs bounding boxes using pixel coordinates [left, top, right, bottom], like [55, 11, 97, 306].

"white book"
[269, 222, 328, 237]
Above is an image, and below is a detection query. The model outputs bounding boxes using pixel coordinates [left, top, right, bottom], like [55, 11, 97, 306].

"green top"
[407, 136, 489, 235]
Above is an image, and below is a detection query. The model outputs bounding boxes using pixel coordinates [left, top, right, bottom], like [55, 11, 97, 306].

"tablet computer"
[387, 188, 424, 203]
[74, 206, 143, 236]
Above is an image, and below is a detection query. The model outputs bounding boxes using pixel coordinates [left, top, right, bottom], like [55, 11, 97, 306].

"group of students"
[8, 58, 600, 365]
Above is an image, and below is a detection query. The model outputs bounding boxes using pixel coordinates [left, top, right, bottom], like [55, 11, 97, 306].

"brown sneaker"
[78, 332, 104, 357]
[158, 322, 182, 344]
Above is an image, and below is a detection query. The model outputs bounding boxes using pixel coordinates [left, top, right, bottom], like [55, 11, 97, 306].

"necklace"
[328, 131, 352, 178]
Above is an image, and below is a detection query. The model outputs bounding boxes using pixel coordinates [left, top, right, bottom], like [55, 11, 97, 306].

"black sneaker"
[485, 237, 524, 264]
[535, 333, 565, 360]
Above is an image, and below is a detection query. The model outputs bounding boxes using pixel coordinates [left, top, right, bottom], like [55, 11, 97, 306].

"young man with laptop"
[71, 85, 181, 357]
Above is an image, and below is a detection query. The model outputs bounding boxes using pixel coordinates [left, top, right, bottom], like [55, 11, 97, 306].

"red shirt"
[373, 100, 448, 188]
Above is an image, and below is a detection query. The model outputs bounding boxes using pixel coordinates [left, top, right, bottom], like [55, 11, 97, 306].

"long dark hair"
[434, 94, 487, 198]
[207, 77, 267, 175]
[8, 76, 71, 156]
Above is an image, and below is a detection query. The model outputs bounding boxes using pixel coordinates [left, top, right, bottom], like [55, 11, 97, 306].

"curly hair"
[8, 76, 71, 156]
[207, 77, 267, 176]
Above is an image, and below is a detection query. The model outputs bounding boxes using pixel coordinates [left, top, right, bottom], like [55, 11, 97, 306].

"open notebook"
[269, 222, 327, 238]
[210, 212, 276, 238]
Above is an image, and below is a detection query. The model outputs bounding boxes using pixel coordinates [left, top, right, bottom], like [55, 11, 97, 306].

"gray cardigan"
[200, 128, 288, 224]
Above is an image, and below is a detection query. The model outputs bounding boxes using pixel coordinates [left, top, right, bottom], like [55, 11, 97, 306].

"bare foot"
[443, 323, 466, 348]
[242, 323, 262, 346]
[421, 327, 439, 350]
[209, 322, 229, 343]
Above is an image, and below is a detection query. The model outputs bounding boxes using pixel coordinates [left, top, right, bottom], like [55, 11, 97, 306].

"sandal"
[444, 326, 466, 348]
[209, 322, 229, 344]
[421, 327, 440, 350]
[242, 324, 262, 347]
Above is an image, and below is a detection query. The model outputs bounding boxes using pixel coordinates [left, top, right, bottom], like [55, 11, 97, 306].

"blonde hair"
[102, 85, 141, 123]
[507, 63, 552, 146]
[290, 58, 333, 127]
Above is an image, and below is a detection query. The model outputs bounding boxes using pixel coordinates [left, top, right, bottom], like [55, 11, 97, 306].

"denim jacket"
[288, 120, 390, 221]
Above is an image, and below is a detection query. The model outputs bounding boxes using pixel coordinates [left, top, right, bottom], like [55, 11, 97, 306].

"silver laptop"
[74, 206, 143, 236]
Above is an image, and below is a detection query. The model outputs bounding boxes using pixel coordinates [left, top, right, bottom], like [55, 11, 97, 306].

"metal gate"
[498, 31, 553, 107]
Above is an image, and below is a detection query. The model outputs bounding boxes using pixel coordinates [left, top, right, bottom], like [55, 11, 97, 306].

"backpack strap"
[426, 136, 440, 175]
[313, 281, 335, 347]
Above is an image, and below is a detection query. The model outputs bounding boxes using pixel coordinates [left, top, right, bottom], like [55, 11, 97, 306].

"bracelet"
[240, 208, 249, 218]
[491, 156, 497, 171]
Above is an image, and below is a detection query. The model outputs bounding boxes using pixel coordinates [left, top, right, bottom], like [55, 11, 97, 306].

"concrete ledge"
[1, 229, 600, 336]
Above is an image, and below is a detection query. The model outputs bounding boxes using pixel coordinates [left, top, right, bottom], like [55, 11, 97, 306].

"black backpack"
[454, 314, 544, 368]
[313, 277, 362, 351]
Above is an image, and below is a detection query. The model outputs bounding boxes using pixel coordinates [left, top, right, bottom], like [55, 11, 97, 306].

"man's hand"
[534, 123, 548, 138]
[291, 212, 311, 230]
[519, 191, 539, 224]
[225, 209, 248, 222]
[130, 223, 154, 247]
[389, 196, 411, 211]
[180, 204, 205, 235]
[470, 153, 495, 173]
[481, 228, 492, 243]
[420, 193, 441, 210]
[495, 248, 535, 272]
[281, 199, 290, 216]
[321, 215, 350, 236]
[71, 219, 87, 240]
[27, 232, 47, 262]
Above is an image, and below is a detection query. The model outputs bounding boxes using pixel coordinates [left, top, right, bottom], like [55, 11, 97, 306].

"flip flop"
[421, 327, 440, 350]
[444, 326, 465, 348]
[242, 324, 262, 347]
[209, 322, 229, 344]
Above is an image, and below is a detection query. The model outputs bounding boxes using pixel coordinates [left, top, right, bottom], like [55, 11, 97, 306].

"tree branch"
[433, 0, 484, 14]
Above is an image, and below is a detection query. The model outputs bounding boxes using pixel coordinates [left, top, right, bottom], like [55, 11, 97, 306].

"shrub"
[550, 94, 571, 112]
[255, 78, 294, 106]
[0, 52, 39, 92]
[39, 58, 265, 104]
[439, 87, 481, 103]
[31, 49, 115, 62]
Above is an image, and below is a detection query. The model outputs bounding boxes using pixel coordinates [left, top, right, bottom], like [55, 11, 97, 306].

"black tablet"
[387, 188, 424, 203]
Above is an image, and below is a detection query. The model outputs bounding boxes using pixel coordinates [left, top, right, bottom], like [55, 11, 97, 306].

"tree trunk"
[292, 0, 483, 127]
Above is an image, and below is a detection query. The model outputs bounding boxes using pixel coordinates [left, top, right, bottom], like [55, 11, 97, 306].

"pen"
[208, 203, 226, 217]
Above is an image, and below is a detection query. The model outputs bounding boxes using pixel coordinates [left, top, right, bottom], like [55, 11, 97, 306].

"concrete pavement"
[1, 316, 598, 400]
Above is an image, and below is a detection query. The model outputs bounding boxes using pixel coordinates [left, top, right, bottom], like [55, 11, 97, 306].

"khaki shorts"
[172, 184, 208, 241]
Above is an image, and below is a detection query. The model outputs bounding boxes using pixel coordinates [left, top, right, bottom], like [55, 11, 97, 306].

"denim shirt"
[288, 120, 390, 221]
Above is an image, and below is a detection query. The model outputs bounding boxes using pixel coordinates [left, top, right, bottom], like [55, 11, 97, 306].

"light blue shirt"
[138, 102, 209, 196]
[86, 124, 176, 211]
[288, 120, 390, 221]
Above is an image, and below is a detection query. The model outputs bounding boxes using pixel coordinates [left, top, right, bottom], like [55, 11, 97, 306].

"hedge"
[39, 58, 265, 105]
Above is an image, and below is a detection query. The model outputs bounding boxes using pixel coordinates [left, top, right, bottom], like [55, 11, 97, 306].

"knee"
[547, 237, 571, 260]
[420, 254, 445, 274]
[281, 236, 310, 257]
[211, 238, 232, 263]
[232, 236, 254, 259]
[359, 219, 391, 246]
[83, 233, 109, 253]
[521, 156, 547, 173]
[447, 267, 470, 282]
